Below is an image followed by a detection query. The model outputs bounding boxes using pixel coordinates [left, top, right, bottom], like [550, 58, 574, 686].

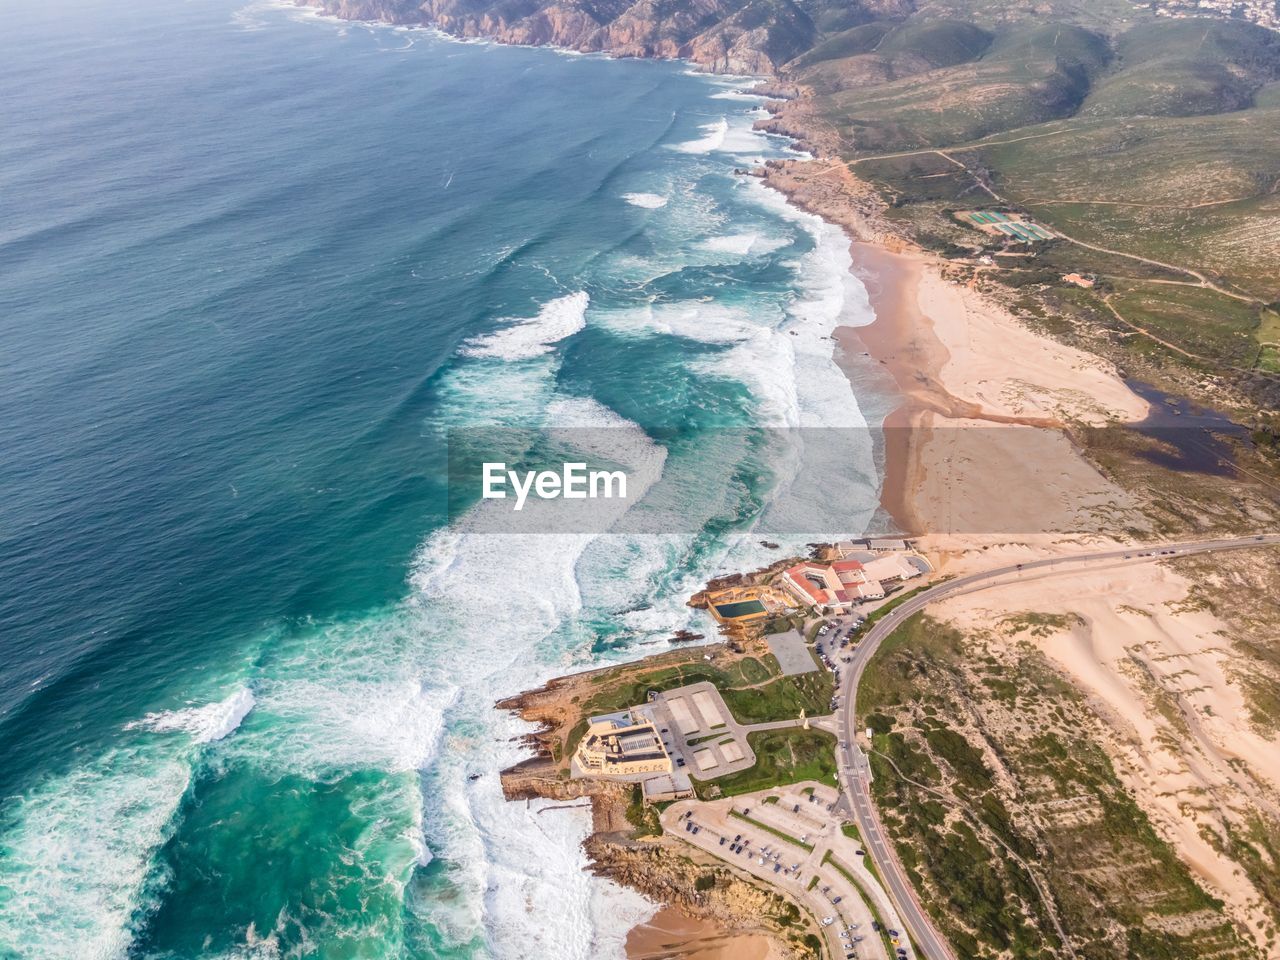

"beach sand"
[625, 907, 784, 960]
[838, 241, 1146, 539]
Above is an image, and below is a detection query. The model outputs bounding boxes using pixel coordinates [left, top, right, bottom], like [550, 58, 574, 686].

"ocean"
[0, 1, 889, 956]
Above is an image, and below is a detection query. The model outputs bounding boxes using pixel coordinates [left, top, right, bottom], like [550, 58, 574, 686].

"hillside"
[302, 0, 1280, 416]
[769, 12, 1280, 413]
[304, 0, 912, 72]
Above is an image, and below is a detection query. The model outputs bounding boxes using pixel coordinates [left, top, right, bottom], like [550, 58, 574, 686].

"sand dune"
[938, 560, 1280, 945]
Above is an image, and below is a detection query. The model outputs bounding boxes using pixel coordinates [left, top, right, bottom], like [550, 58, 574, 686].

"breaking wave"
[671, 117, 727, 153]
[460, 291, 590, 360]
[621, 192, 668, 209]
[125, 688, 256, 744]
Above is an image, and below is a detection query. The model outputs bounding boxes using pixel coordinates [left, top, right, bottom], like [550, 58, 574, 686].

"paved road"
[832, 533, 1280, 960]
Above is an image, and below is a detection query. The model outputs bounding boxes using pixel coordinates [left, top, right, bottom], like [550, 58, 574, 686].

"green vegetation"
[763, 611, 808, 636]
[1107, 281, 1271, 367]
[720, 670, 833, 725]
[1083, 19, 1280, 118]
[583, 653, 829, 726]
[857, 612, 1251, 959]
[822, 850, 858, 886]
[811, 22, 1111, 151]
[781, 3, 1280, 412]
[997, 611, 1083, 638]
[624, 785, 662, 835]
[729, 809, 814, 851]
[699, 729, 839, 799]
[840, 822, 882, 885]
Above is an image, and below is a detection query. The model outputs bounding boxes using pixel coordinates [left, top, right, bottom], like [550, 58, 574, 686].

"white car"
[821, 917, 835, 926]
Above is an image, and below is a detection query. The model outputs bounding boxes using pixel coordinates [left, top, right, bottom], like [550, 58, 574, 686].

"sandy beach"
[625, 907, 785, 960]
[834, 240, 1148, 539]
[823, 207, 1280, 948]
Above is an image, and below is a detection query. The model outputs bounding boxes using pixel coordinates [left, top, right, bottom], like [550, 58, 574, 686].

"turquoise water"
[0, 1, 888, 956]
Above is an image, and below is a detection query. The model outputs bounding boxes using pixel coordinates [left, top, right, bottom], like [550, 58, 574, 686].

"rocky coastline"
[495, 648, 824, 960]
[285, 3, 914, 952]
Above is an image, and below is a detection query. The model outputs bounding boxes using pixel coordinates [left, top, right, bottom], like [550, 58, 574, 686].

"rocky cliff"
[300, 0, 913, 74]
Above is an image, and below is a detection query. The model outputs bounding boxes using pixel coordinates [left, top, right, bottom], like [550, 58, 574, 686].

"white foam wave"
[124, 687, 255, 744]
[460, 291, 589, 360]
[621, 192, 668, 209]
[0, 749, 191, 959]
[710, 88, 764, 101]
[251, 670, 456, 774]
[701, 232, 759, 255]
[671, 117, 728, 154]
[697, 232, 788, 257]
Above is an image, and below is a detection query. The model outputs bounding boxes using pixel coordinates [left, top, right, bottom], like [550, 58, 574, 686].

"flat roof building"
[574, 711, 673, 778]
[641, 771, 693, 804]
[867, 538, 908, 552]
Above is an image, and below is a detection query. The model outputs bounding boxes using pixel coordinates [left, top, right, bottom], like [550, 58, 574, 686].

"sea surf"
[0, 0, 888, 956]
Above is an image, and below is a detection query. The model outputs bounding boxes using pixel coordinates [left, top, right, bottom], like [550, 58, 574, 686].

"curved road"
[831, 533, 1280, 960]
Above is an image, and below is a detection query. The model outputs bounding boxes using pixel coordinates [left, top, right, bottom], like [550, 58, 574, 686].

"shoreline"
[289, 4, 1175, 954]
[760, 164, 1151, 540]
[838, 243, 935, 537]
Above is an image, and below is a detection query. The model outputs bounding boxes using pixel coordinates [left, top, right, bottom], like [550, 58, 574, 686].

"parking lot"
[662, 782, 910, 960]
[765, 629, 820, 676]
[647, 682, 759, 779]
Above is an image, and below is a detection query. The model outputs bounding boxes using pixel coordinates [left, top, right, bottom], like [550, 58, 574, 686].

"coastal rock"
[585, 839, 805, 957]
[300, 0, 838, 73]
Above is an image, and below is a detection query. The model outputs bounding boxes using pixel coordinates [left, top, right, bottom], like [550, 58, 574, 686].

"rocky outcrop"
[586, 839, 809, 957]
[759, 156, 894, 246]
[298, 0, 861, 73]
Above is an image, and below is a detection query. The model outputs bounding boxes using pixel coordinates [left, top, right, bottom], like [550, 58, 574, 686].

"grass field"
[699, 729, 838, 799]
[1106, 281, 1268, 367]
[580, 651, 833, 727]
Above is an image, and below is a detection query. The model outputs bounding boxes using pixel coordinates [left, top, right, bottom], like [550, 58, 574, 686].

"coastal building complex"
[780, 559, 885, 610]
[572, 684, 763, 803]
[778, 548, 925, 613]
[573, 711, 673, 777]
